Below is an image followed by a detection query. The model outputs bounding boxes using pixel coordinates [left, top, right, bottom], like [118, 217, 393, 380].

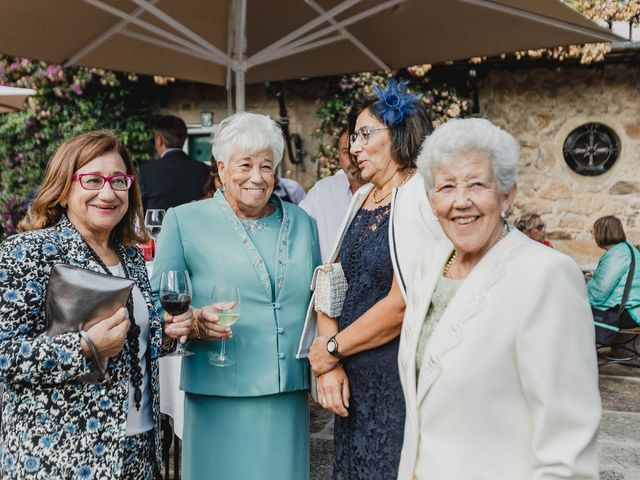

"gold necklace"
[443, 222, 511, 278]
[371, 169, 414, 204]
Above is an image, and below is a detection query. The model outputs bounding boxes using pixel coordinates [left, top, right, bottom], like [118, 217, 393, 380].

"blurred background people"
[398, 118, 601, 480]
[0, 130, 189, 479]
[202, 155, 223, 199]
[300, 128, 367, 261]
[151, 112, 320, 480]
[307, 80, 438, 480]
[274, 175, 306, 204]
[587, 215, 640, 329]
[138, 115, 209, 212]
[515, 212, 554, 247]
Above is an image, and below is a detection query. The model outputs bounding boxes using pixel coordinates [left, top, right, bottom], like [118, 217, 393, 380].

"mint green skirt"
[182, 390, 309, 480]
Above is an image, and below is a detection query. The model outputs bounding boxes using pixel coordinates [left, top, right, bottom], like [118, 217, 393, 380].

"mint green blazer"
[151, 191, 320, 397]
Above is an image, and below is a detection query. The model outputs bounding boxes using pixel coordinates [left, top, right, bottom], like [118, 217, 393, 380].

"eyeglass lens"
[80, 174, 132, 191]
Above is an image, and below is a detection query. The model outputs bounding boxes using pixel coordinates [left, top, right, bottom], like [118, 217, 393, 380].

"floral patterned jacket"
[0, 216, 166, 479]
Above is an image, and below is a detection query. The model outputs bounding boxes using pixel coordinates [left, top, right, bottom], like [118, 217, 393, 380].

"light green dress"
[151, 192, 320, 480]
[416, 276, 462, 377]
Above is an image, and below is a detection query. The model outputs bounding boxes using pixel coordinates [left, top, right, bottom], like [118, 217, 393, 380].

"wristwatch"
[326, 335, 343, 359]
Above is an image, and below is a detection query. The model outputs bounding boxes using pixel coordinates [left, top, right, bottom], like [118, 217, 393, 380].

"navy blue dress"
[333, 204, 405, 480]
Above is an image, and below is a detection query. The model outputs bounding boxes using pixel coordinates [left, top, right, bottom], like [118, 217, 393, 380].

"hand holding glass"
[160, 270, 194, 357]
[209, 284, 240, 367]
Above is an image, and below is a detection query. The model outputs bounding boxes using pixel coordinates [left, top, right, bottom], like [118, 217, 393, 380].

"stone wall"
[480, 64, 640, 265]
[153, 79, 329, 190]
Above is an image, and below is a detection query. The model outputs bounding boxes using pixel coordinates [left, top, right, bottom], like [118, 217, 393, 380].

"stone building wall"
[480, 64, 640, 265]
[159, 64, 640, 265]
[153, 79, 328, 190]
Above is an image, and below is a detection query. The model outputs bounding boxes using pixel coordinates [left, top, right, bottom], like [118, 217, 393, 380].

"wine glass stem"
[220, 340, 226, 359]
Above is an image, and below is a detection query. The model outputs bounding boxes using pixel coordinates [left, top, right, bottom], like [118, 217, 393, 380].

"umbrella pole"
[231, 0, 247, 112]
[235, 69, 245, 112]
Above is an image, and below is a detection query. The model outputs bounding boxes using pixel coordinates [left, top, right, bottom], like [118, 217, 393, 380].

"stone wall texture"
[160, 64, 640, 265]
[154, 80, 327, 190]
[480, 64, 640, 265]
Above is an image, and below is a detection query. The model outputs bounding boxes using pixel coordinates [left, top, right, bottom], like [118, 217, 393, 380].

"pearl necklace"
[371, 169, 413, 204]
[443, 223, 511, 279]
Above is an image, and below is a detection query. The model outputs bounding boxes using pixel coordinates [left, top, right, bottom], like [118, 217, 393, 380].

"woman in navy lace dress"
[308, 81, 435, 480]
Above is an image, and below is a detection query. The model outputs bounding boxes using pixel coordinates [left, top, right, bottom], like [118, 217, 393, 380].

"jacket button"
[276, 327, 284, 334]
[277, 352, 286, 359]
[272, 302, 281, 309]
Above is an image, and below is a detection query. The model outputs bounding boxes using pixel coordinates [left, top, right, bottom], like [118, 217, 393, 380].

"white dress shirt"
[299, 171, 353, 262]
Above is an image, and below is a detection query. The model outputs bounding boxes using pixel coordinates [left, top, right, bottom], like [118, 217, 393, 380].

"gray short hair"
[417, 118, 519, 195]
[211, 112, 284, 167]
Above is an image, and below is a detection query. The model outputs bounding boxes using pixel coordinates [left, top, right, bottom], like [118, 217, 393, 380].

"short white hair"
[211, 112, 284, 167]
[417, 118, 519, 194]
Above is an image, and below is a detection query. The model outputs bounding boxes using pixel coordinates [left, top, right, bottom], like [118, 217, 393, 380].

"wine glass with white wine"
[209, 284, 240, 367]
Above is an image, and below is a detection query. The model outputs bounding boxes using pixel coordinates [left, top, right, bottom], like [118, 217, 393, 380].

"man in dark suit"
[138, 115, 210, 212]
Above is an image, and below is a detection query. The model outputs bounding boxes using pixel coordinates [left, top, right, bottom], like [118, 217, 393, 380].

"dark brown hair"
[19, 130, 148, 246]
[348, 97, 432, 169]
[593, 215, 626, 248]
[153, 115, 187, 148]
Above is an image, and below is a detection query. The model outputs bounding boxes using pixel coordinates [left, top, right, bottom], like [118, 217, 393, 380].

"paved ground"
[310, 358, 640, 480]
[164, 355, 640, 479]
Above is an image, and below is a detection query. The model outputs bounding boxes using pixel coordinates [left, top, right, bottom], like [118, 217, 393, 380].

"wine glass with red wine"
[160, 270, 194, 357]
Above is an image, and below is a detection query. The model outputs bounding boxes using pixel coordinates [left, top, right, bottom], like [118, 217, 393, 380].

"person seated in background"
[587, 215, 640, 329]
[514, 212, 554, 247]
[300, 128, 367, 261]
[138, 115, 209, 212]
[274, 175, 306, 204]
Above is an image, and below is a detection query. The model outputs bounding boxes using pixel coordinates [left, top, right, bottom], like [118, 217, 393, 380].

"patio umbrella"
[0, 0, 620, 111]
[0, 86, 37, 114]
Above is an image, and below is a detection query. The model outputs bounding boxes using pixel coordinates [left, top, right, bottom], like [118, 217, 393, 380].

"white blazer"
[398, 229, 601, 480]
[296, 174, 444, 357]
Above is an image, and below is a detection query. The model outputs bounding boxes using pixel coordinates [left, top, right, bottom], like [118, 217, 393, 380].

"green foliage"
[314, 70, 471, 177]
[0, 57, 154, 239]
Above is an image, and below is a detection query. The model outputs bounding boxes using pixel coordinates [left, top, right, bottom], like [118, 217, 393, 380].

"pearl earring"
[500, 211, 506, 220]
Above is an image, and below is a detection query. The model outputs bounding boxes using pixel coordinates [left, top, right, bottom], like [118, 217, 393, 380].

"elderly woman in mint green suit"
[151, 112, 320, 479]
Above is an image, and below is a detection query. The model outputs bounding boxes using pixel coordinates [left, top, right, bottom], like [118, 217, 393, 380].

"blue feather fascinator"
[371, 79, 421, 127]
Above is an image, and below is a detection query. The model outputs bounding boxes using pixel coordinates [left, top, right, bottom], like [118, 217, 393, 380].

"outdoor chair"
[597, 327, 640, 368]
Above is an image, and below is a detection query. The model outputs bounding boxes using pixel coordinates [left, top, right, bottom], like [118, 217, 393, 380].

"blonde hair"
[19, 130, 148, 246]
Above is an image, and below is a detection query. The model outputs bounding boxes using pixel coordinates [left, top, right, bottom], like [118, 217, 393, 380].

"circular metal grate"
[563, 123, 619, 176]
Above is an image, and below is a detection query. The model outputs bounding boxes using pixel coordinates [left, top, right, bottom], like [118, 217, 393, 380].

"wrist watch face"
[327, 338, 337, 355]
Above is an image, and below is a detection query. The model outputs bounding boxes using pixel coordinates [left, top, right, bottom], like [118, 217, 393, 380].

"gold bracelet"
[191, 310, 201, 339]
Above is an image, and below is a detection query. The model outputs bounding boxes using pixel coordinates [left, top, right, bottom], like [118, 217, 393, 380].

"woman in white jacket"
[397, 118, 601, 480]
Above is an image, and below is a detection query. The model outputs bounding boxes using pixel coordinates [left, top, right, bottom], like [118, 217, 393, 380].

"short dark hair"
[348, 96, 432, 169]
[593, 215, 626, 248]
[153, 115, 187, 148]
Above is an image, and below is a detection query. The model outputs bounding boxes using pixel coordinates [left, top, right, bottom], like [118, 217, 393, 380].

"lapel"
[213, 190, 289, 301]
[401, 240, 451, 412]
[415, 231, 516, 406]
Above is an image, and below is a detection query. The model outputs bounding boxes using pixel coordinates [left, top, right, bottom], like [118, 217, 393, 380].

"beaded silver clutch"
[311, 263, 348, 318]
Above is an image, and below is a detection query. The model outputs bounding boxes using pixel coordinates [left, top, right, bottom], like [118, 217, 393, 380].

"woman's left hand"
[163, 308, 195, 344]
[309, 335, 340, 377]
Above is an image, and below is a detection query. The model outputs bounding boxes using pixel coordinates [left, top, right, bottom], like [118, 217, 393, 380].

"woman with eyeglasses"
[515, 212, 554, 248]
[305, 80, 443, 480]
[0, 130, 190, 479]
